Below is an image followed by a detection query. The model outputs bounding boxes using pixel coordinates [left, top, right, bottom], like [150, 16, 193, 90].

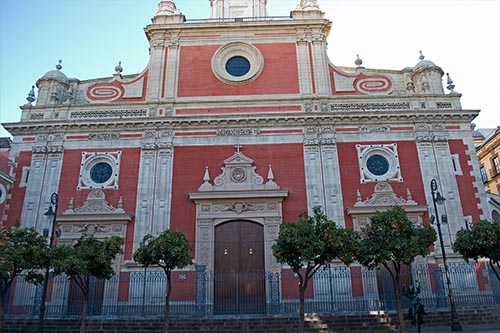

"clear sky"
[1, 0, 499, 138]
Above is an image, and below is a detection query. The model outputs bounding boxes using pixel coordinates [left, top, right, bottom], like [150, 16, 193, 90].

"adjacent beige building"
[476, 126, 500, 195]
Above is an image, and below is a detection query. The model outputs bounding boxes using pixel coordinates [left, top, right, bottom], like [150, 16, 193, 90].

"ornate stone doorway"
[189, 147, 288, 314]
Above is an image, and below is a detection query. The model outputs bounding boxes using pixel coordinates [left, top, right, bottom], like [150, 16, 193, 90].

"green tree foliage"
[133, 230, 192, 333]
[51, 235, 123, 333]
[0, 225, 49, 331]
[272, 206, 358, 333]
[454, 219, 500, 281]
[356, 206, 437, 333]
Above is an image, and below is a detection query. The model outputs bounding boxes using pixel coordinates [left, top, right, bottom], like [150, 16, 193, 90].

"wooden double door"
[214, 221, 266, 314]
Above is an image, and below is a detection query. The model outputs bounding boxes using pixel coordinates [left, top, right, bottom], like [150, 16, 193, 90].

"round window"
[212, 42, 264, 85]
[366, 155, 390, 176]
[225, 56, 251, 77]
[90, 162, 113, 184]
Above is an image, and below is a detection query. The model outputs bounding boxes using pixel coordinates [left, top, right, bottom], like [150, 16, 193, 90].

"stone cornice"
[144, 16, 332, 42]
[3, 108, 479, 136]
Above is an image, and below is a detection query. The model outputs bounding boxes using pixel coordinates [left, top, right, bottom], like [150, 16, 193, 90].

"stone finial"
[68, 197, 75, 211]
[356, 190, 362, 203]
[56, 59, 62, 70]
[156, 1, 178, 16]
[266, 165, 278, 188]
[25, 85, 36, 105]
[406, 188, 413, 201]
[355, 54, 363, 68]
[267, 165, 275, 181]
[446, 73, 456, 94]
[419, 50, 425, 61]
[115, 61, 123, 74]
[299, 0, 320, 10]
[199, 166, 213, 191]
[203, 166, 211, 183]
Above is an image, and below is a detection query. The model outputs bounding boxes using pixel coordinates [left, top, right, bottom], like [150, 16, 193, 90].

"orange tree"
[454, 219, 500, 281]
[51, 235, 123, 333]
[355, 206, 436, 333]
[0, 225, 49, 332]
[272, 206, 358, 333]
[133, 230, 192, 333]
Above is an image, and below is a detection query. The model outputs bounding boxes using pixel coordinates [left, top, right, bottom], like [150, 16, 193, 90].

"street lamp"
[430, 179, 462, 331]
[38, 192, 58, 333]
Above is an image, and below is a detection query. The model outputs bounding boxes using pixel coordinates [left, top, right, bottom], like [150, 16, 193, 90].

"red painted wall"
[351, 266, 364, 298]
[170, 144, 308, 252]
[58, 148, 141, 259]
[337, 141, 427, 227]
[4, 151, 31, 228]
[177, 43, 300, 97]
[281, 269, 314, 299]
[448, 139, 483, 222]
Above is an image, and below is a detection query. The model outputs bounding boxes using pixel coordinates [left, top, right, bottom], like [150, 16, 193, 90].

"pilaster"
[20, 143, 63, 232]
[416, 127, 463, 253]
[133, 132, 174, 251]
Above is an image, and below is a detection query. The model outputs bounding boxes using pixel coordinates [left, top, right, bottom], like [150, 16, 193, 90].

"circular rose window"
[90, 162, 113, 184]
[366, 155, 390, 176]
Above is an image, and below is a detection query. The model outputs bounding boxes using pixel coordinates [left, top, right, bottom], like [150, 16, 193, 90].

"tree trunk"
[164, 271, 172, 333]
[80, 277, 90, 333]
[393, 271, 406, 333]
[298, 285, 305, 333]
[0, 290, 5, 333]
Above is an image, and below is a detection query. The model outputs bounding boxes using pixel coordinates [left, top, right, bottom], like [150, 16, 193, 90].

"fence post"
[195, 265, 206, 317]
[269, 272, 281, 314]
[141, 268, 147, 317]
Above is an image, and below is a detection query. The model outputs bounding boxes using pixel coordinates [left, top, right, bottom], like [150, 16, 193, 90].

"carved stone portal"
[189, 149, 288, 274]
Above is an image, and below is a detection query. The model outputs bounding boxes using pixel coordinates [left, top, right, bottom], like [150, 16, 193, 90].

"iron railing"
[4, 263, 500, 319]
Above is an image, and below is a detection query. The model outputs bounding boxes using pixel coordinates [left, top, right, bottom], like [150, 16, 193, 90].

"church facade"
[2, 0, 492, 315]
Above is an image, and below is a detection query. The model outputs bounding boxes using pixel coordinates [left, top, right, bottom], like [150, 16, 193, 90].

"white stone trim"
[356, 143, 402, 184]
[78, 151, 122, 190]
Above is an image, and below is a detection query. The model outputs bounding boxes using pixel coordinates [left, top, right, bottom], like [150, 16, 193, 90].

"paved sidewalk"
[406, 325, 500, 333]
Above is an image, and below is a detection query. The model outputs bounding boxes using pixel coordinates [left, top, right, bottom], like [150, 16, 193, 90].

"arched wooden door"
[214, 220, 266, 314]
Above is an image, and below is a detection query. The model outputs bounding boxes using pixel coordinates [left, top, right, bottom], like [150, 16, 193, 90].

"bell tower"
[210, 0, 268, 19]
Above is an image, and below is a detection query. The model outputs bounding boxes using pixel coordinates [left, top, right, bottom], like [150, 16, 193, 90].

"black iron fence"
[5, 263, 500, 319]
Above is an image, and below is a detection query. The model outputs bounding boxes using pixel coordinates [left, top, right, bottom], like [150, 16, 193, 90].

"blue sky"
[1, 0, 499, 137]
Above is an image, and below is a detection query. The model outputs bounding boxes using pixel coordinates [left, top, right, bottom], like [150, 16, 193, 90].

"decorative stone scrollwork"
[32, 145, 64, 154]
[330, 102, 410, 111]
[354, 182, 416, 207]
[89, 133, 120, 141]
[216, 128, 260, 136]
[70, 109, 148, 119]
[359, 125, 390, 133]
[215, 202, 264, 214]
[29, 113, 44, 120]
[36, 134, 64, 142]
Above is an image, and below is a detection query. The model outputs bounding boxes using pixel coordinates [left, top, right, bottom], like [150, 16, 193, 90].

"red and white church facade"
[2, 0, 492, 316]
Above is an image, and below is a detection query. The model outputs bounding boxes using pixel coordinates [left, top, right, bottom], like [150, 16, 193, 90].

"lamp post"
[430, 179, 462, 331]
[38, 192, 58, 333]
